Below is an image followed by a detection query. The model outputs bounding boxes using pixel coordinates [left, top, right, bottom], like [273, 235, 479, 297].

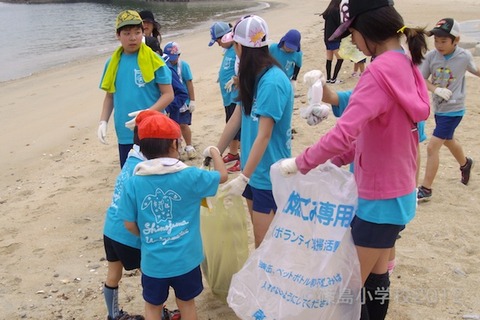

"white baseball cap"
[233, 15, 269, 48]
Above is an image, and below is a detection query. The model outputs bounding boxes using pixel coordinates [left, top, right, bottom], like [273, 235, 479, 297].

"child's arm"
[216, 105, 242, 154]
[152, 83, 175, 112]
[204, 146, 228, 183]
[425, 77, 452, 101]
[322, 84, 340, 105]
[186, 79, 196, 112]
[97, 92, 114, 144]
[124, 221, 140, 236]
[242, 117, 273, 179]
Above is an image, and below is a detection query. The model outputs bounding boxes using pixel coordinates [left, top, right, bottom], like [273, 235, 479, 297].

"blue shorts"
[118, 144, 133, 168]
[242, 184, 277, 214]
[433, 115, 462, 140]
[225, 103, 241, 141]
[178, 110, 192, 125]
[142, 265, 203, 305]
[167, 107, 180, 124]
[325, 41, 341, 51]
[103, 235, 141, 270]
[350, 216, 404, 248]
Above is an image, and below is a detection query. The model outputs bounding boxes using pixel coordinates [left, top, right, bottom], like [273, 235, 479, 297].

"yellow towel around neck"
[101, 43, 165, 93]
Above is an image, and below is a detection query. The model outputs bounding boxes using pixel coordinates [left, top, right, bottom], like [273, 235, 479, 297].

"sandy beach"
[1, 0, 479, 319]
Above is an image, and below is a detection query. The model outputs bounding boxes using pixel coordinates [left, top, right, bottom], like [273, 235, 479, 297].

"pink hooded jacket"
[296, 51, 430, 200]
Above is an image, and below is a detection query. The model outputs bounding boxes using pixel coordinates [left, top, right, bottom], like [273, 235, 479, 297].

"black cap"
[139, 10, 156, 23]
[329, 0, 394, 41]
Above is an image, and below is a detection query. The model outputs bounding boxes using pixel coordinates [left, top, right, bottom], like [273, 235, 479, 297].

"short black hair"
[139, 138, 176, 160]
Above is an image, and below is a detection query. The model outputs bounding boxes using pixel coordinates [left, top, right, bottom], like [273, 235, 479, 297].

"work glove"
[434, 87, 452, 101]
[202, 146, 220, 158]
[188, 101, 196, 113]
[303, 70, 326, 88]
[125, 110, 143, 131]
[220, 173, 249, 196]
[300, 103, 330, 126]
[224, 77, 235, 92]
[97, 120, 108, 144]
[279, 158, 298, 176]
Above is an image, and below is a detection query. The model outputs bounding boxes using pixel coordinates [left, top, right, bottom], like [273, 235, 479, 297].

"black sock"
[361, 272, 390, 320]
[326, 60, 332, 80]
[332, 59, 344, 80]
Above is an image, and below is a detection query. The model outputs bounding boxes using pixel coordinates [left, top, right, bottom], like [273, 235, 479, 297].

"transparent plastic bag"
[201, 194, 249, 301]
[227, 161, 362, 319]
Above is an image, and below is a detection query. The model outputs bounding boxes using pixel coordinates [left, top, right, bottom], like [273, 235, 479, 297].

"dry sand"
[0, 0, 479, 319]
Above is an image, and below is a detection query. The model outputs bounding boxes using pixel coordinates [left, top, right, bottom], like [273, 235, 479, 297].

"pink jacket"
[296, 51, 430, 200]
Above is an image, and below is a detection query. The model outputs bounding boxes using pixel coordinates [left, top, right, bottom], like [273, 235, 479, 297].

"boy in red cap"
[118, 111, 227, 320]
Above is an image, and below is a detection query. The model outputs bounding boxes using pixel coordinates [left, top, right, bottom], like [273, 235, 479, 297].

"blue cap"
[163, 41, 181, 61]
[278, 29, 301, 52]
[209, 21, 232, 46]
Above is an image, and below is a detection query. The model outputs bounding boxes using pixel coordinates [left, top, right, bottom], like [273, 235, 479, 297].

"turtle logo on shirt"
[141, 188, 181, 223]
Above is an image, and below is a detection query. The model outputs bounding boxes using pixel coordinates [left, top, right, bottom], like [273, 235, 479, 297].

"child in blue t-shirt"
[102, 110, 162, 320]
[269, 29, 303, 93]
[118, 111, 227, 320]
[98, 10, 175, 168]
[164, 41, 198, 160]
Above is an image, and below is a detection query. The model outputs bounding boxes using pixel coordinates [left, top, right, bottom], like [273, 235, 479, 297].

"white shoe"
[185, 145, 197, 159]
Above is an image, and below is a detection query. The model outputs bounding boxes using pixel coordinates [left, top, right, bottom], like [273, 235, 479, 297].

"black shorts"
[225, 103, 241, 141]
[103, 235, 141, 270]
[350, 216, 404, 249]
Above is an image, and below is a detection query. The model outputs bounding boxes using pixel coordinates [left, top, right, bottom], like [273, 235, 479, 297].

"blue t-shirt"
[218, 46, 238, 106]
[103, 147, 143, 248]
[100, 52, 172, 144]
[269, 43, 303, 80]
[118, 166, 220, 278]
[240, 66, 293, 190]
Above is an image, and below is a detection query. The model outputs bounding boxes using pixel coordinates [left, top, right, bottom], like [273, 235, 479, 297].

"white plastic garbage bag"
[227, 161, 362, 319]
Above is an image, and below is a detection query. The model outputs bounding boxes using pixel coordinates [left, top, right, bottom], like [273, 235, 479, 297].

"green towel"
[101, 43, 165, 93]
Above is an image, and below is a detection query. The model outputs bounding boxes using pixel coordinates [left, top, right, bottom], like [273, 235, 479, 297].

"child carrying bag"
[227, 161, 362, 319]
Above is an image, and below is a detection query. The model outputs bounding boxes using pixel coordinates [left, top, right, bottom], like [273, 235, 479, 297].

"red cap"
[137, 112, 181, 140]
[135, 109, 162, 126]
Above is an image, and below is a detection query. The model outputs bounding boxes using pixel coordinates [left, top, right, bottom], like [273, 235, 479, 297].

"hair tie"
[397, 26, 407, 34]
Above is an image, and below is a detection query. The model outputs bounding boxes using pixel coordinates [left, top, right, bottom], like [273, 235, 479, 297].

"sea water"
[0, 0, 269, 83]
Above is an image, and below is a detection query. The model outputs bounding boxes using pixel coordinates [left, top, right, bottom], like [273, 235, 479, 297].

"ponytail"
[403, 27, 428, 65]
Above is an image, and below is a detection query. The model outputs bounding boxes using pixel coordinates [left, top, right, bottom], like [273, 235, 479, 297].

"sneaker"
[326, 79, 333, 84]
[223, 152, 240, 164]
[162, 307, 181, 320]
[351, 72, 359, 78]
[227, 160, 241, 173]
[330, 78, 344, 85]
[185, 145, 197, 160]
[417, 186, 432, 202]
[460, 157, 474, 185]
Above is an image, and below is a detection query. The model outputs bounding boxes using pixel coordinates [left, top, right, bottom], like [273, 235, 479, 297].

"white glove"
[279, 158, 298, 176]
[188, 101, 196, 113]
[300, 103, 330, 126]
[125, 110, 143, 131]
[97, 120, 108, 144]
[303, 70, 326, 88]
[434, 87, 452, 101]
[220, 173, 249, 196]
[224, 77, 235, 92]
[202, 146, 220, 158]
[290, 79, 297, 91]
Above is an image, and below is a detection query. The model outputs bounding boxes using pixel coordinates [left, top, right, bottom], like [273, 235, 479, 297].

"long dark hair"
[352, 6, 427, 65]
[237, 46, 280, 115]
[320, 0, 341, 17]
